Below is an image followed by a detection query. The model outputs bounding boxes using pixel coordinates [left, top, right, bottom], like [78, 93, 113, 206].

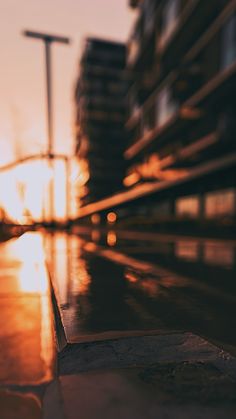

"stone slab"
[59, 332, 236, 418]
[0, 389, 41, 419]
[60, 365, 236, 419]
[59, 332, 236, 378]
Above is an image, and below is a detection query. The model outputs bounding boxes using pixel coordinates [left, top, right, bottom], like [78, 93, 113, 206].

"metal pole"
[45, 40, 53, 157]
[23, 30, 70, 225]
[65, 157, 70, 222]
[45, 40, 54, 223]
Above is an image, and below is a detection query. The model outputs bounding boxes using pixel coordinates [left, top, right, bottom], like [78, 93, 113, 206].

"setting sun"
[0, 157, 82, 224]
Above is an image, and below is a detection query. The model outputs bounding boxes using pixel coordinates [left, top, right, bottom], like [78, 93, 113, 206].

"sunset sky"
[0, 0, 135, 165]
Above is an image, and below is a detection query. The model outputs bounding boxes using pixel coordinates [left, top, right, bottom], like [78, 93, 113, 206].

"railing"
[0, 153, 70, 172]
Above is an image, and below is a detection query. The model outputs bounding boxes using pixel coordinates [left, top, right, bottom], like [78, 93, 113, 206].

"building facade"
[74, 38, 128, 205]
[124, 0, 236, 225]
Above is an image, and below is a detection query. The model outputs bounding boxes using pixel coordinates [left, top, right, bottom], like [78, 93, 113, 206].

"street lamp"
[23, 30, 70, 223]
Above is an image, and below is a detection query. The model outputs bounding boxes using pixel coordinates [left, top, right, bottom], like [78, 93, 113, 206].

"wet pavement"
[44, 229, 236, 352]
[0, 233, 55, 386]
[1, 229, 236, 418]
[0, 233, 56, 418]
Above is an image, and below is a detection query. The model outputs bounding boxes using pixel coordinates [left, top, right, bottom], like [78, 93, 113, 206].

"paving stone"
[60, 367, 236, 419]
[0, 389, 41, 419]
[59, 332, 236, 377]
[43, 380, 65, 419]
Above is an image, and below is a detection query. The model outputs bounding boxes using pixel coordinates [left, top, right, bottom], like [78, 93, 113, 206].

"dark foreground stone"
[50, 332, 236, 419]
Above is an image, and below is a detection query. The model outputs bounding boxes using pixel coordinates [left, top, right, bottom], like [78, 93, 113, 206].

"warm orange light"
[0, 157, 85, 223]
[107, 212, 117, 224]
[74, 158, 90, 210]
[0, 160, 53, 224]
[0, 232, 55, 383]
[180, 107, 202, 120]
[8, 233, 49, 294]
[125, 271, 138, 283]
[45, 232, 91, 297]
[54, 159, 67, 221]
[91, 229, 101, 242]
[123, 172, 140, 187]
[107, 231, 117, 247]
[91, 214, 101, 225]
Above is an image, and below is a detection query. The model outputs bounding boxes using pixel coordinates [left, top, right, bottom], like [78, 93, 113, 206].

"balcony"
[125, 52, 236, 161]
[126, 3, 236, 160]
[142, 0, 158, 36]
[183, 3, 236, 66]
[127, 1, 158, 68]
[127, 17, 142, 67]
[157, 0, 182, 52]
[156, 0, 231, 73]
[126, 79, 181, 157]
[77, 152, 236, 219]
[80, 109, 125, 124]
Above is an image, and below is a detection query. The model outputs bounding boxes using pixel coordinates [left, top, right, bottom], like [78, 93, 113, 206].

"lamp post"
[23, 30, 70, 223]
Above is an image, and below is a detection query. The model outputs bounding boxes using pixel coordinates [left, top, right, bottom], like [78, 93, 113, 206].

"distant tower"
[74, 38, 128, 205]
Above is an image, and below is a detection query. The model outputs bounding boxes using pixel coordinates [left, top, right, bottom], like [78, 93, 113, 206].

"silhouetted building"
[75, 38, 128, 205]
[124, 0, 236, 225]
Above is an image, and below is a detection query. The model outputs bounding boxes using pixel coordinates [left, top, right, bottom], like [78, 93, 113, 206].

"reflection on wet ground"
[44, 229, 236, 351]
[0, 233, 55, 386]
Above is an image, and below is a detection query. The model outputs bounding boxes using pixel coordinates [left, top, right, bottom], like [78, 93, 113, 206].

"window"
[143, 0, 156, 35]
[129, 92, 140, 120]
[161, 0, 180, 46]
[156, 86, 177, 127]
[175, 241, 199, 261]
[221, 14, 236, 70]
[128, 38, 139, 65]
[205, 189, 235, 218]
[204, 243, 234, 268]
[152, 201, 172, 217]
[127, 18, 142, 65]
[143, 104, 155, 134]
[176, 195, 200, 218]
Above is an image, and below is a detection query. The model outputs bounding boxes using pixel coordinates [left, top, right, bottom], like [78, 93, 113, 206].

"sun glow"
[0, 157, 82, 224]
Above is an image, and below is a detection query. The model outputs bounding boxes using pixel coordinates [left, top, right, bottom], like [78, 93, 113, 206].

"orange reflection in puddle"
[0, 232, 55, 386]
[175, 241, 199, 261]
[9, 233, 49, 294]
[44, 232, 91, 303]
[107, 231, 117, 247]
[125, 271, 138, 283]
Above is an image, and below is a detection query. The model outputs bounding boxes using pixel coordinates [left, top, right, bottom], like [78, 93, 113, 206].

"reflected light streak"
[0, 231, 55, 383]
[19, 260, 49, 294]
[40, 294, 55, 376]
[53, 234, 69, 306]
[44, 233, 91, 300]
[107, 231, 117, 247]
[140, 279, 160, 298]
[91, 229, 101, 242]
[15, 233, 49, 294]
[175, 241, 199, 261]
